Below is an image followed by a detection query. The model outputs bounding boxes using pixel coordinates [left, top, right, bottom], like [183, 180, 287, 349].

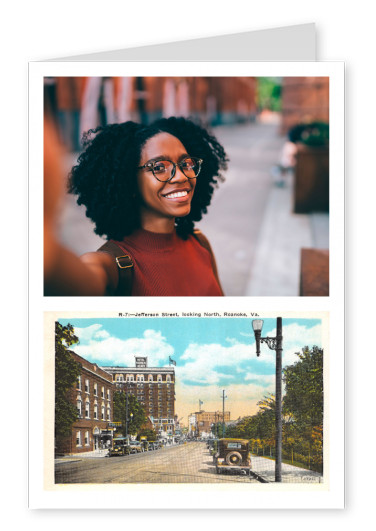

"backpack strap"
[193, 229, 224, 295]
[97, 241, 134, 296]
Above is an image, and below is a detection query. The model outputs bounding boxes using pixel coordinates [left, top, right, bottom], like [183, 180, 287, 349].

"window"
[84, 431, 89, 446]
[77, 375, 82, 390]
[107, 389, 110, 401]
[101, 404, 105, 420]
[85, 379, 90, 393]
[94, 383, 98, 396]
[94, 404, 98, 420]
[148, 375, 153, 382]
[85, 400, 90, 419]
[107, 407, 111, 421]
[101, 386, 105, 398]
[166, 375, 171, 383]
[76, 431, 82, 446]
[157, 375, 162, 382]
[76, 397, 82, 418]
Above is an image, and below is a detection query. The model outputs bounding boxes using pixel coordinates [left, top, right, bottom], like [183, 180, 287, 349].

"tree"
[282, 346, 324, 471]
[283, 346, 323, 428]
[137, 428, 157, 442]
[113, 391, 147, 437]
[55, 322, 81, 450]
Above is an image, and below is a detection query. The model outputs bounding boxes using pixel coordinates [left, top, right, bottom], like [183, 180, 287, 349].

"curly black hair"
[68, 116, 228, 240]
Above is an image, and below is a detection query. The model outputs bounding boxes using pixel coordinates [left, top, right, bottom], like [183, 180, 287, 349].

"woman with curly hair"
[45, 116, 228, 296]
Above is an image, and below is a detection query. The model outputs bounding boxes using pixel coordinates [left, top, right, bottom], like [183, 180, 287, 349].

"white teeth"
[165, 191, 188, 199]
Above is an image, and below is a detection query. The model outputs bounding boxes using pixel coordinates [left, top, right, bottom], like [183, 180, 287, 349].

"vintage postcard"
[31, 309, 343, 509]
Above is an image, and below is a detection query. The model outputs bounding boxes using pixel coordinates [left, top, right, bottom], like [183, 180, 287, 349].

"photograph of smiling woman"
[45, 117, 228, 296]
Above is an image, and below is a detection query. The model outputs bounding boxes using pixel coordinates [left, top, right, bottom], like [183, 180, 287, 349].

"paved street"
[55, 442, 259, 484]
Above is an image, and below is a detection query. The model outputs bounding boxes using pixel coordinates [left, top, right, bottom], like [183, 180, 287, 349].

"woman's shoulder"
[191, 229, 212, 253]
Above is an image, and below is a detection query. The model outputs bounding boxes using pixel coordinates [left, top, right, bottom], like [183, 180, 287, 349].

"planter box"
[293, 143, 329, 213]
[300, 248, 329, 296]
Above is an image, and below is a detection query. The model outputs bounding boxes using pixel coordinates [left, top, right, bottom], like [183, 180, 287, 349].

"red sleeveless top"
[113, 228, 223, 296]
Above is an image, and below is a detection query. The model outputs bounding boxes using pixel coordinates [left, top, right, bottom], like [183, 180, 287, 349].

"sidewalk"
[245, 173, 329, 296]
[55, 448, 109, 463]
[251, 455, 323, 483]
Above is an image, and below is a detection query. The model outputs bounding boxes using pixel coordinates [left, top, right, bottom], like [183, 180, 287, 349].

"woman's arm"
[44, 117, 118, 296]
[44, 227, 118, 295]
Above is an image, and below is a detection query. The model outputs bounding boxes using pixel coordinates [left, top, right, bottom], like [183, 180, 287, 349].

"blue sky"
[58, 317, 322, 421]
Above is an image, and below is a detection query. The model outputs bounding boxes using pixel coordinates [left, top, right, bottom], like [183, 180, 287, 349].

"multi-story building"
[188, 410, 231, 438]
[101, 357, 176, 441]
[280, 76, 330, 135]
[56, 351, 115, 455]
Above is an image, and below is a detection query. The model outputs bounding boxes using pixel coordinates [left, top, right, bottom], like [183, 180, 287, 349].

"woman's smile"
[162, 187, 192, 201]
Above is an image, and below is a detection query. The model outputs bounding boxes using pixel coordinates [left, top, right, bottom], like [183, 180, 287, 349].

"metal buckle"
[115, 255, 133, 269]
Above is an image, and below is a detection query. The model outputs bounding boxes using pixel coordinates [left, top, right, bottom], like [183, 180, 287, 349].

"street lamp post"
[125, 391, 133, 444]
[252, 317, 283, 482]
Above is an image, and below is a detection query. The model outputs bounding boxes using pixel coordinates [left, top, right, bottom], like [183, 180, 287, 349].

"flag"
[169, 356, 176, 366]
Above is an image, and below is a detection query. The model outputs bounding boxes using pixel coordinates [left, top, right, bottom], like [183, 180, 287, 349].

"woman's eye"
[182, 158, 195, 170]
[153, 161, 168, 173]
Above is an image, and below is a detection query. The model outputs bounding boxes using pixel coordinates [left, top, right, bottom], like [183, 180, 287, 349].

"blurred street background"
[45, 76, 330, 296]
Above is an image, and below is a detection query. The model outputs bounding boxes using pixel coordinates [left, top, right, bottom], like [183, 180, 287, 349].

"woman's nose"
[169, 164, 188, 182]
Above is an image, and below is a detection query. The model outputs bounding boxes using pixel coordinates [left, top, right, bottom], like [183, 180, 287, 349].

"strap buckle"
[115, 255, 133, 269]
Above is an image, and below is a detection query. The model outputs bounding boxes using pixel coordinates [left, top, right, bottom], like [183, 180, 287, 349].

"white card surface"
[29, 24, 345, 510]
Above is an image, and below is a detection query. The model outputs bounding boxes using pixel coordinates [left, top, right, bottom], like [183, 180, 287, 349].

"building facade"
[280, 76, 330, 135]
[188, 410, 231, 438]
[56, 352, 115, 455]
[101, 357, 176, 441]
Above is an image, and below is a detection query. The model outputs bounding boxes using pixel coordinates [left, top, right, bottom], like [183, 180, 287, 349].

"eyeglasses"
[138, 156, 203, 182]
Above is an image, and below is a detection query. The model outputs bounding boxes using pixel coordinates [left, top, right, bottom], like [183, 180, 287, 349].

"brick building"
[46, 76, 258, 147]
[280, 77, 330, 135]
[101, 357, 176, 441]
[56, 352, 115, 455]
[188, 410, 231, 438]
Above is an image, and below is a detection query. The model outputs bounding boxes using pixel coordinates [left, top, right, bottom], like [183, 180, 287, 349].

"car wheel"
[225, 451, 242, 466]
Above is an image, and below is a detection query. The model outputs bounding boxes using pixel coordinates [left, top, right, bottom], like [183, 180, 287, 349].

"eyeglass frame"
[138, 156, 203, 182]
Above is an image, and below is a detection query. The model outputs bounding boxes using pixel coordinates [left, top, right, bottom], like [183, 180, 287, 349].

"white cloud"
[72, 328, 174, 366]
[244, 372, 275, 385]
[178, 341, 254, 385]
[74, 324, 106, 342]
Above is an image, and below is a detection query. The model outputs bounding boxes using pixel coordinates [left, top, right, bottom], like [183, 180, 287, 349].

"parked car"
[128, 441, 143, 453]
[140, 439, 150, 451]
[214, 439, 252, 475]
[108, 438, 131, 457]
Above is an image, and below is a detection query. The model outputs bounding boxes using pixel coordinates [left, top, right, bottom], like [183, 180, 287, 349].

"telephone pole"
[222, 390, 227, 437]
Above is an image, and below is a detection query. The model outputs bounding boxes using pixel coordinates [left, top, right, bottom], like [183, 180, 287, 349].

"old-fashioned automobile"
[108, 438, 130, 457]
[214, 439, 252, 475]
[140, 439, 150, 451]
[128, 441, 143, 453]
